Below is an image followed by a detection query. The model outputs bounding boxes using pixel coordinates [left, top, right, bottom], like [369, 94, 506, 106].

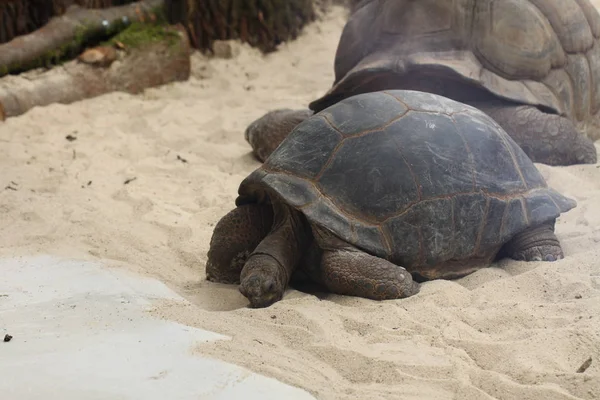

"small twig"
[176, 154, 188, 163]
[576, 357, 592, 373]
[124, 177, 137, 185]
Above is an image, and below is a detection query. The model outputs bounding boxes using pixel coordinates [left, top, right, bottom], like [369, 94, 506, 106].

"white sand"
[0, 5, 599, 400]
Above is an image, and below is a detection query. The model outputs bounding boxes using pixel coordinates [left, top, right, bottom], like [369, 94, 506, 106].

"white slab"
[0, 255, 315, 400]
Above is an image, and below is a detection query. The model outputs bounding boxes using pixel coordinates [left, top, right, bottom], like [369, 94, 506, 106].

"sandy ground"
[1, 5, 599, 400]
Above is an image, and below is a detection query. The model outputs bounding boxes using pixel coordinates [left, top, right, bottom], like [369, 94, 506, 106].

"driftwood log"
[0, 23, 190, 120]
[165, 0, 316, 53]
[0, 0, 165, 78]
[0, 1, 141, 44]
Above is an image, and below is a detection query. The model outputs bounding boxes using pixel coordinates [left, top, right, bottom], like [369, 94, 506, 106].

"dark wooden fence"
[164, 0, 316, 53]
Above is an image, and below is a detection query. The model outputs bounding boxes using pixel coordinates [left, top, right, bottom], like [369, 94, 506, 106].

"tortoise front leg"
[239, 203, 311, 308]
[245, 108, 313, 162]
[501, 223, 564, 262]
[319, 249, 420, 300]
[206, 204, 273, 284]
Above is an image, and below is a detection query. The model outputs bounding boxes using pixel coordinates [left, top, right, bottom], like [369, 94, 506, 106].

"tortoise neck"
[242, 201, 310, 288]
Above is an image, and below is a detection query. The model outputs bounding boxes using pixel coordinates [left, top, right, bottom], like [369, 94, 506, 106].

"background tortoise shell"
[309, 0, 600, 140]
[236, 90, 576, 279]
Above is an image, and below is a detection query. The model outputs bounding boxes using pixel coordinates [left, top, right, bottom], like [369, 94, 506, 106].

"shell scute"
[452, 112, 528, 194]
[586, 43, 600, 115]
[261, 173, 318, 208]
[386, 90, 469, 114]
[317, 129, 419, 222]
[564, 53, 593, 121]
[524, 191, 561, 223]
[452, 193, 488, 257]
[500, 198, 528, 241]
[353, 223, 388, 260]
[477, 197, 508, 256]
[528, 0, 594, 53]
[473, 0, 562, 79]
[267, 115, 342, 179]
[319, 91, 408, 137]
[384, 110, 476, 199]
[302, 195, 353, 241]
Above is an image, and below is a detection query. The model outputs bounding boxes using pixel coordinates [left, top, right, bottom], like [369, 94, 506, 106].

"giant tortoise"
[246, 0, 599, 166]
[207, 90, 576, 308]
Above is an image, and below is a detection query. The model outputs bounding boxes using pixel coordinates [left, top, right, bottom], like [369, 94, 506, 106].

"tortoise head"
[239, 254, 286, 308]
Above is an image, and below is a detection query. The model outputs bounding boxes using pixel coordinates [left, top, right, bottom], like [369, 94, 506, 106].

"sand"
[0, 5, 599, 400]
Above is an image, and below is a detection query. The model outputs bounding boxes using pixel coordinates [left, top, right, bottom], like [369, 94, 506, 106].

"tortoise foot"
[503, 223, 565, 263]
[512, 244, 564, 262]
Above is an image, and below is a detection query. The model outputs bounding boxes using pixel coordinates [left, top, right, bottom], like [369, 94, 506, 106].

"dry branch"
[0, 0, 165, 77]
[0, 24, 190, 121]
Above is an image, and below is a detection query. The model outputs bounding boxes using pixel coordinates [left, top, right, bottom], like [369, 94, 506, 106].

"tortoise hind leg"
[501, 223, 564, 262]
[319, 248, 420, 300]
[245, 108, 314, 162]
[206, 204, 273, 284]
[474, 102, 597, 166]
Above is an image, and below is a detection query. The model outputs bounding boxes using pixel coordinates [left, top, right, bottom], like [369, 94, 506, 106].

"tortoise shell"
[309, 0, 600, 139]
[236, 90, 576, 279]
